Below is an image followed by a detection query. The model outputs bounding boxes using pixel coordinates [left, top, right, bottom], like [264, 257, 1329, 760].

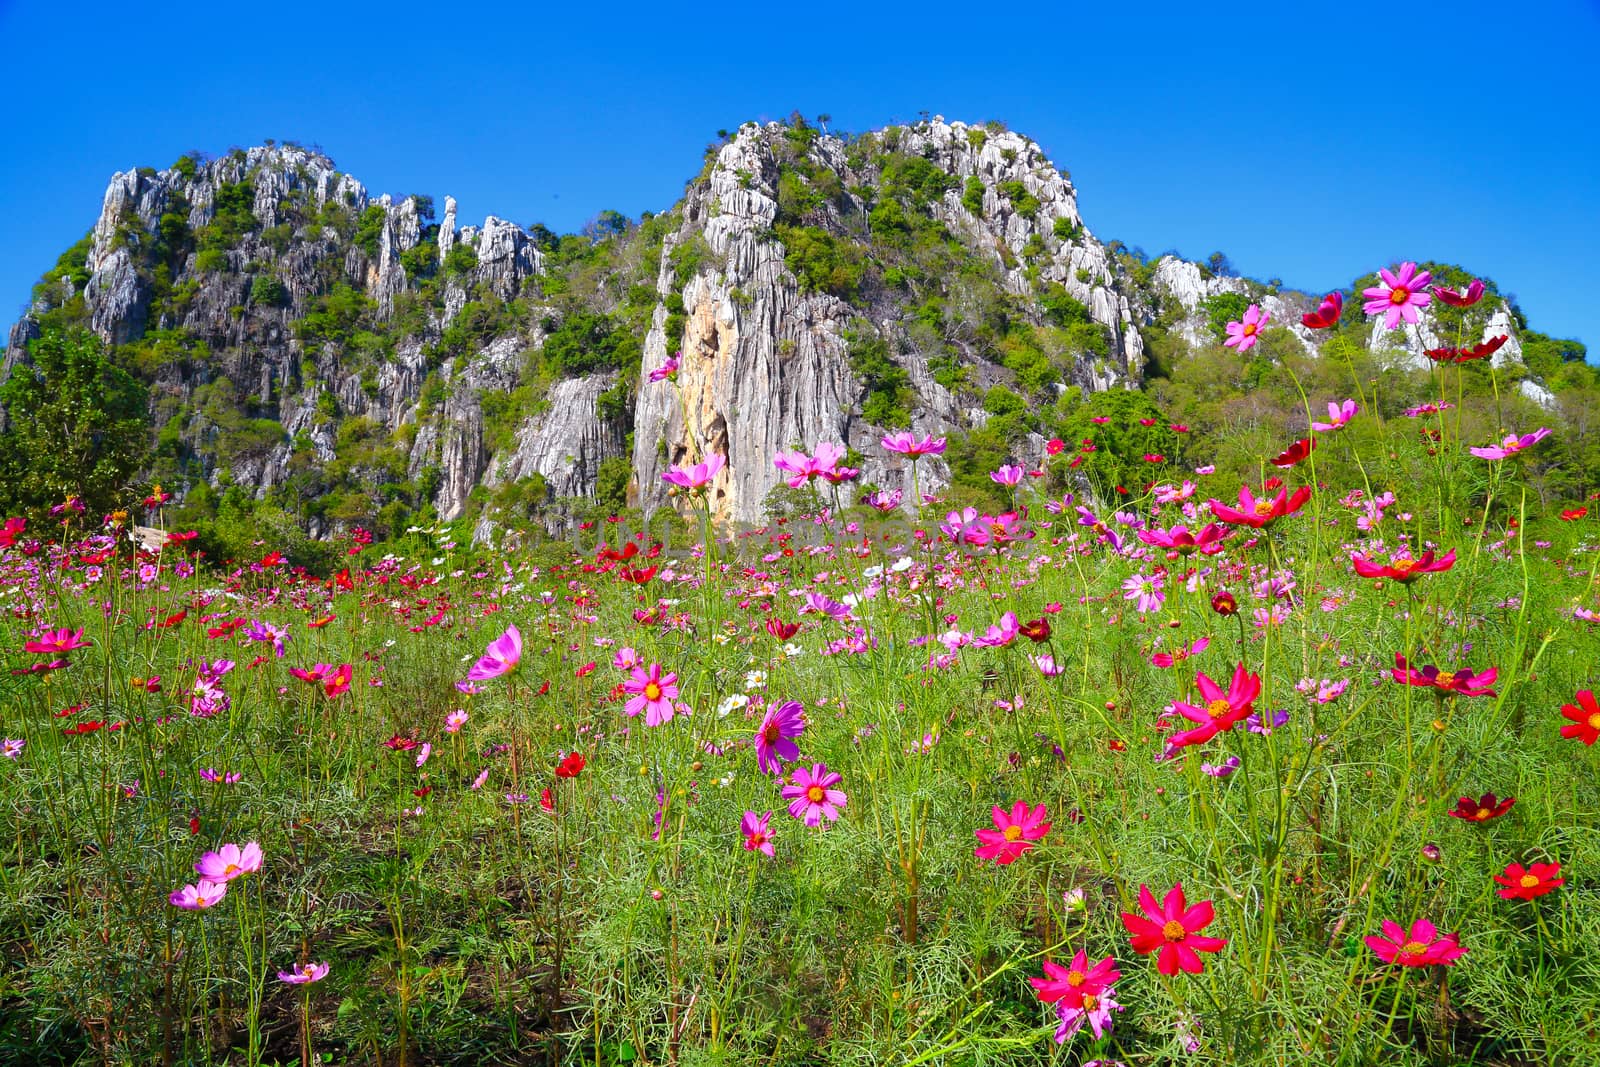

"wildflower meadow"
[1, 271, 1597, 1065]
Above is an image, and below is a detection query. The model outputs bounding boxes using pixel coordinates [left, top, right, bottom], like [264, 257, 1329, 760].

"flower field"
[2, 275, 1599, 1065]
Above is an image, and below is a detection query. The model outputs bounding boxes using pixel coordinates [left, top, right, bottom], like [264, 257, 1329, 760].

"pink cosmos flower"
[1311, 399, 1358, 432]
[661, 453, 726, 492]
[1362, 262, 1433, 329]
[1223, 304, 1270, 351]
[990, 465, 1024, 486]
[1121, 883, 1228, 975]
[1030, 950, 1121, 1007]
[1165, 663, 1262, 752]
[445, 710, 468, 733]
[1150, 637, 1210, 668]
[648, 355, 681, 382]
[195, 841, 263, 883]
[781, 763, 847, 826]
[973, 611, 1022, 648]
[278, 961, 331, 984]
[1469, 428, 1551, 461]
[199, 768, 241, 784]
[864, 489, 902, 511]
[973, 801, 1050, 864]
[1032, 654, 1065, 676]
[623, 663, 680, 725]
[23, 627, 92, 655]
[741, 810, 775, 856]
[1365, 918, 1467, 967]
[170, 879, 228, 910]
[754, 700, 805, 775]
[1136, 524, 1227, 555]
[881, 431, 946, 456]
[467, 625, 522, 681]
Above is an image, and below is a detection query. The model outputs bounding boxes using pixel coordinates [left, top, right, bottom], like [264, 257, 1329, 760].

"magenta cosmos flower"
[1362, 262, 1433, 329]
[647, 354, 680, 382]
[1469, 427, 1551, 461]
[1366, 918, 1467, 967]
[754, 700, 805, 775]
[774, 442, 847, 488]
[781, 763, 847, 826]
[990, 464, 1024, 486]
[973, 801, 1051, 865]
[623, 663, 680, 725]
[661, 453, 725, 492]
[467, 624, 522, 681]
[23, 627, 92, 655]
[1166, 663, 1262, 752]
[195, 841, 263, 883]
[1121, 883, 1228, 975]
[1031, 950, 1121, 1008]
[1223, 304, 1270, 351]
[278, 961, 330, 984]
[1136, 523, 1227, 556]
[741, 810, 775, 856]
[170, 879, 228, 910]
[881, 431, 946, 456]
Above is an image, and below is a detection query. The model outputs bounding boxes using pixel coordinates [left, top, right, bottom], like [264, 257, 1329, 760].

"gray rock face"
[632, 118, 1149, 524]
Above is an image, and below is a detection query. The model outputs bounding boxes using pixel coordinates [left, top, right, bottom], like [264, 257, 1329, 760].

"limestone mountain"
[3, 116, 1586, 557]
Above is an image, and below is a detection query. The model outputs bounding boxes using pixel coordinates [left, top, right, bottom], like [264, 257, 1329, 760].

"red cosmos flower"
[333, 568, 354, 591]
[555, 752, 586, 779]
[598, 541, 639, 563]
[1137, 524, 1228, 555]
[189, 815, 201, 835]
[1142, 453, 1167, 463]
[1165, 662, 1262, 751]
[1560, 507, 1588, 521]
[1301, 291, 1344, 329]
[1211, 591, 1238, 616]
[765, 618, 800, 641]
[1366, 919, 1467, 967]
[383, 734, 419, 752]
[259, 551, 283, 568]
[1209, 485, 1312, 529]
[1170, 423, 1189, 432]
[412, 786, 432, 798]
[1121, 883, 1227, 975]
[1432, 279, 1485, 307]
[1030, 950, 1121, 1008]
[539, 788, 555, 812]
[1493, 861, 1563, 900]
[1425, 335, 1509, 363]
[1046, 438, 1066, 455]
[206, 618, 246, 638]
[973, 801, 1051, 865]
[1391, 655, 1497, 697]
[1019, 617, 1051, 642]
[1559, 690, 1600, 745]
[323, 664, 353, 698]
[166, 530, 199, 545]
[308, 614, 335, 629]
[619, 566, 658, 584]
[1269, 438, 1315, 468]
[1351, 548, 1456, 584]
[1448, 792, 1514, 822]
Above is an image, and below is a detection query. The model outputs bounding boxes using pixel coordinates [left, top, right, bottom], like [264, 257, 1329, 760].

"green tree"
[0, 328, 150, 515]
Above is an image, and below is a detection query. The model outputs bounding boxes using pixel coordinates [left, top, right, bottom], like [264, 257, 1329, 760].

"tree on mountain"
[0, 327, 150, 518]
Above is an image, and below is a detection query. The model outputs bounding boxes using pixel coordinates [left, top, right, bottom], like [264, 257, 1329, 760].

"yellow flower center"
[1206, 698, 1233, 719]
[1391, 559, 1416, 575]
[1067, 970, 1086, 987]
[1081, 993, 1098, 1010]
[806, 785, 826, 803]
[1588, 712, 1600, 730]
[1162, 920, 1187, 942]
[1473, 809, 1490, 820]
[1434, 672, 1456, 688]
[644, 682, 663, 702]
[1400, 941, 1428, 957]
[1253, 500, 1275, 517]
[1242, 323, 1257, 336]
[1390, 287, 1409, 305]
[1003, 825, 1023, 841]
[223, 863, 240, 877]
[1519, 874, 1540, 888]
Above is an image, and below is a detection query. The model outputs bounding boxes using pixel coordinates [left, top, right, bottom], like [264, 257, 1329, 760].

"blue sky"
[2, 0, 1596, 346]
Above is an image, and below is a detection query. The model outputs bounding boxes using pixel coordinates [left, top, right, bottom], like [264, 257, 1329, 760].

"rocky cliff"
[3, 118, 1571, 546]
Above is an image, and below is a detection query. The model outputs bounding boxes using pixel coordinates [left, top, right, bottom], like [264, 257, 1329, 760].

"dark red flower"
[1448, 792, 1514, 822]
[1019, 617, 1052, 642]
[555, 752, 587, 779]
[1269, 438, 1315, 468]
[1432, 279, 1485, 308]
[619, 565, 657, 584]
[1211, 591, 1238, 616]
[765, 618, 800, 640]
[1301, 291, 1344, 329]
